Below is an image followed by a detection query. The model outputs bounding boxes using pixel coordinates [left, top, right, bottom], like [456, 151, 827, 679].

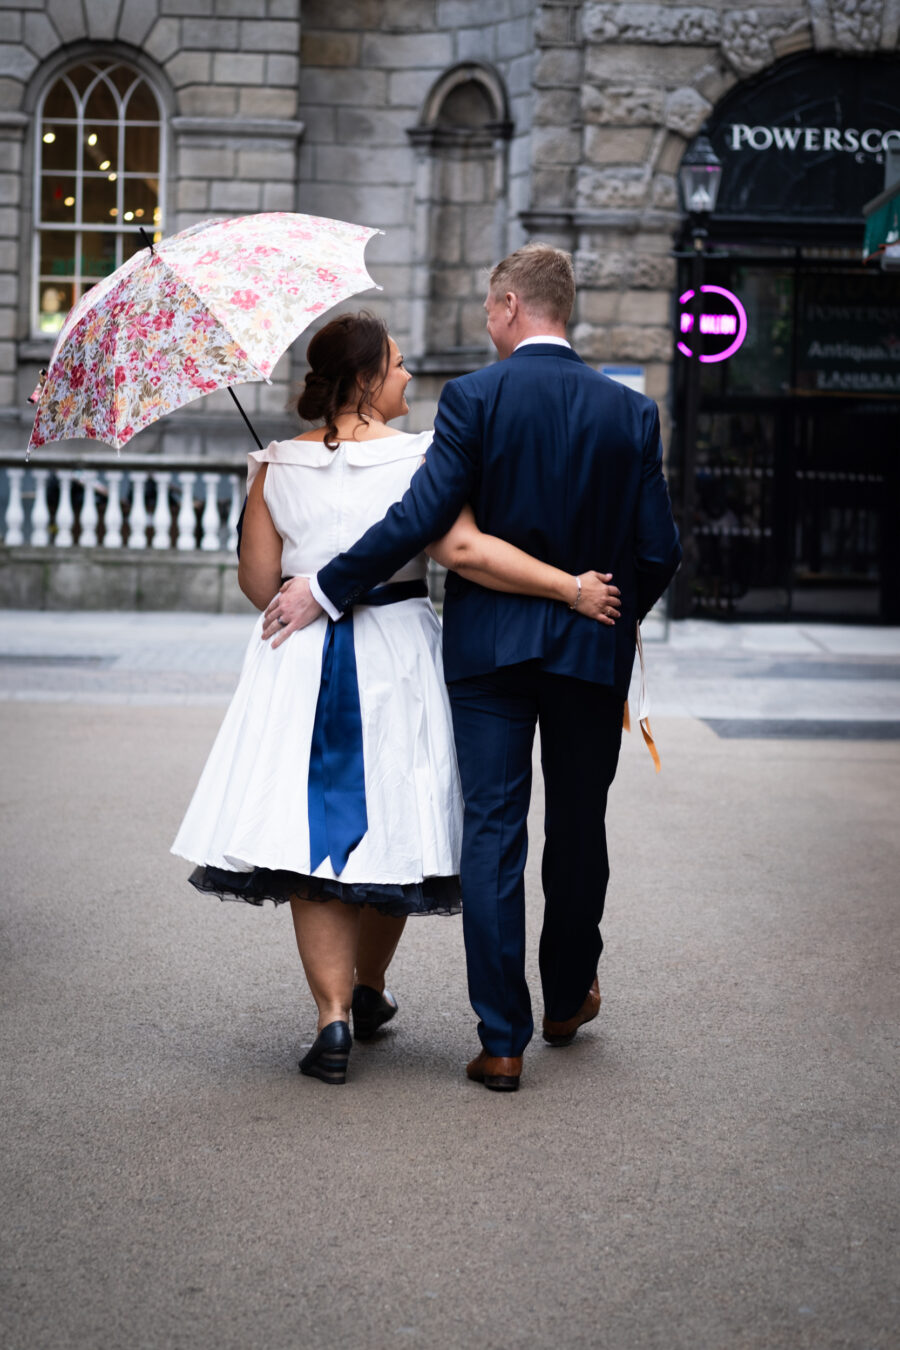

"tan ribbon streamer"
[623, 625, 661, 773]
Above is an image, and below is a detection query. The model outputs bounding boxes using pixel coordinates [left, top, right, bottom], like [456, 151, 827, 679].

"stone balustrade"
[0, 453, 252, 612]
[1, 456, 243, 555]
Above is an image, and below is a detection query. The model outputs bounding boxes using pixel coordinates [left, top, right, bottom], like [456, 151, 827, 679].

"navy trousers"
[447, 661, 625, 1057]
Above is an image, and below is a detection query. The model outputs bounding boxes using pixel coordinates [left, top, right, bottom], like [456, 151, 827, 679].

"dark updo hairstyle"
[296, 311, 391, 450]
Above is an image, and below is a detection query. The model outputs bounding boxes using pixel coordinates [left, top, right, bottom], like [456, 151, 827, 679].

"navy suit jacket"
[317, 344, 682, 698]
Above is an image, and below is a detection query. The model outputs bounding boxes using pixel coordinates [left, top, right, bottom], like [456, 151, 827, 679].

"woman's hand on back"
[576, 572, 621, 625]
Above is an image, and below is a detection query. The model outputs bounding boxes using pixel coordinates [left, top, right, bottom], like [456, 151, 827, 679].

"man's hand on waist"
[261, 577, 324, 647]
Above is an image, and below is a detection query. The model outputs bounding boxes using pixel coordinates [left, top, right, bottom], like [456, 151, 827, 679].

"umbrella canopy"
[27, 212, 381, 454]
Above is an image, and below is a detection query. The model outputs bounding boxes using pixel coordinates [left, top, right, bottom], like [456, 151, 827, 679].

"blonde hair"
[489, 242, 575, 324]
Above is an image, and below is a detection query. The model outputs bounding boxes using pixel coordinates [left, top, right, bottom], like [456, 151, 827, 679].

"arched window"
[33, 58, 165, 336]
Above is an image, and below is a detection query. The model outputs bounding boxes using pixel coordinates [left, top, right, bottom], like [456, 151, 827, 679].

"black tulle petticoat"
[188, 864, 461, 917]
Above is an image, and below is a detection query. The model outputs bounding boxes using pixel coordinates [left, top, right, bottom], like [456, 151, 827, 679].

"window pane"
[121, 177, 158, 224]
[693, 264, 794, 400]
[37, 281, 73, 334]
[40, 230, 75, 278]
[84, 129, 118, 174]
[43, 79, 76, 119]
[110, 64, 137, 97]
[719, 268, 793, 397]
[124, 122, 159, 174]
[123, 231, 149, 263]
[40, 121, 78, 171]
[125, 79, 158, 120]
[41, 176, 77, 222]
[85, 76, 119, 122]
[82, 174, 118, 223]
[80, 231, 118, 279]
[67, 63, 101, 96]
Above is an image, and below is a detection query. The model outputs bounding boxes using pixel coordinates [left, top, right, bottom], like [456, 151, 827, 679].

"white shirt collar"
[514, 335, 571, 351]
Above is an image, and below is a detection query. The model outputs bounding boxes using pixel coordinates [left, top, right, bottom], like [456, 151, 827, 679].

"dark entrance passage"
[675, 261, 900, 622]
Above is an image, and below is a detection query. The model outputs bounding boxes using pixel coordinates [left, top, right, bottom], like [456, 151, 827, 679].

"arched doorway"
[672, 52, 900, 622]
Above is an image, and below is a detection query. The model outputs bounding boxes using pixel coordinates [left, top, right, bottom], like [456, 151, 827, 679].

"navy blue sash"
[305, 578, 429, 874]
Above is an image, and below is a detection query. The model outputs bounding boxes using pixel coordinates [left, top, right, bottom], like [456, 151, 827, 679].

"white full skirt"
[172, 598, 463, 887]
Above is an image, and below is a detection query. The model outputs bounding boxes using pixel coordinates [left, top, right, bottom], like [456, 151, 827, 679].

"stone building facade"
[0, 1, 898, 614]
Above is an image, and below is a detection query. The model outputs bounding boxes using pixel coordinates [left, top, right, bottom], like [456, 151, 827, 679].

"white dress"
[171, 431, 463, 914]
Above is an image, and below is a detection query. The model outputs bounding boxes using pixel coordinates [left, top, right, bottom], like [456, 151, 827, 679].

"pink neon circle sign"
[677, 284, 748, 363]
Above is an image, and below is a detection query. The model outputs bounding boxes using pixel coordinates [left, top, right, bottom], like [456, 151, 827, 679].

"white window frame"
[32, 58, 167, 339]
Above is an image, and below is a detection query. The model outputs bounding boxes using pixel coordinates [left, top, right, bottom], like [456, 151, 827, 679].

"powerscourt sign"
[727, 125, 900, 155]
[702, 53, 900, 223]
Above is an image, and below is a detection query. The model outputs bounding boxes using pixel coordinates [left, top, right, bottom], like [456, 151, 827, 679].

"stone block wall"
[0, 544, 255, 613]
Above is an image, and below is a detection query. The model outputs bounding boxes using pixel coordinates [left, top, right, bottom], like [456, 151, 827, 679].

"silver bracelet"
[569, 575, 582, 610]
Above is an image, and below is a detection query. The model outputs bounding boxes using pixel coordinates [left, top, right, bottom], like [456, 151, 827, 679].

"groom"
[264, 243, 681, 1090]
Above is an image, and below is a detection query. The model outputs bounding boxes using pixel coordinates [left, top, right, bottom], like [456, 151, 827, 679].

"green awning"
[863, 181, 900, 259]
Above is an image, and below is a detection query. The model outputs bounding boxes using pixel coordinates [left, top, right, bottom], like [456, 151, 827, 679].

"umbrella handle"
[227, 386, 264, 449]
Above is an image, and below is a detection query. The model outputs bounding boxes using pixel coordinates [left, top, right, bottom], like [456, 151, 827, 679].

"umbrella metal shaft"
[227, 387, 264, 450]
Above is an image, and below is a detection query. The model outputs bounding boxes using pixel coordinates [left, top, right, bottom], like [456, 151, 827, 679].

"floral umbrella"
[27, 212, 381, 455]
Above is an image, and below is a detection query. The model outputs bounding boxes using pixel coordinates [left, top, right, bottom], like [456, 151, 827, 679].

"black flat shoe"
[299, 1021, 352, 1084]
[351, 985, 398, 1040]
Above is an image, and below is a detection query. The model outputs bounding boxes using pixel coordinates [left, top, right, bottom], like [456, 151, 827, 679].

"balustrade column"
[151, 471, 171, 549]
[5, 468, 25, 545]
[201, 473, 220, 551]
[55, 469, 75, 547]
[79, 472, 99, 547]
[103, 471, 124, 547]
[177, 472, 196, 551]
[128, 472, 149, 550]
[31, 469, 50, 546]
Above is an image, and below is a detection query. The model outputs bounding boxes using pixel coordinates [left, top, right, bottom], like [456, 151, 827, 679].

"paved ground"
[2, 608, 900, 724]
[1, 611, 899, 1350]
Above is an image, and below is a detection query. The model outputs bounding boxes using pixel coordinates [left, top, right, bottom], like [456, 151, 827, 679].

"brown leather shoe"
[466, 1049, 522, 1092]
[542, 976, 601, 1046]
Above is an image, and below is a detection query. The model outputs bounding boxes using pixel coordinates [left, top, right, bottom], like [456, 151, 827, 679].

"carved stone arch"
[407, 64, 513, 371]
[808, 0, 898, 52]
[659, 11, 835, 207]
[417, 62, 512, 144]
[23, 39, 175, 122]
